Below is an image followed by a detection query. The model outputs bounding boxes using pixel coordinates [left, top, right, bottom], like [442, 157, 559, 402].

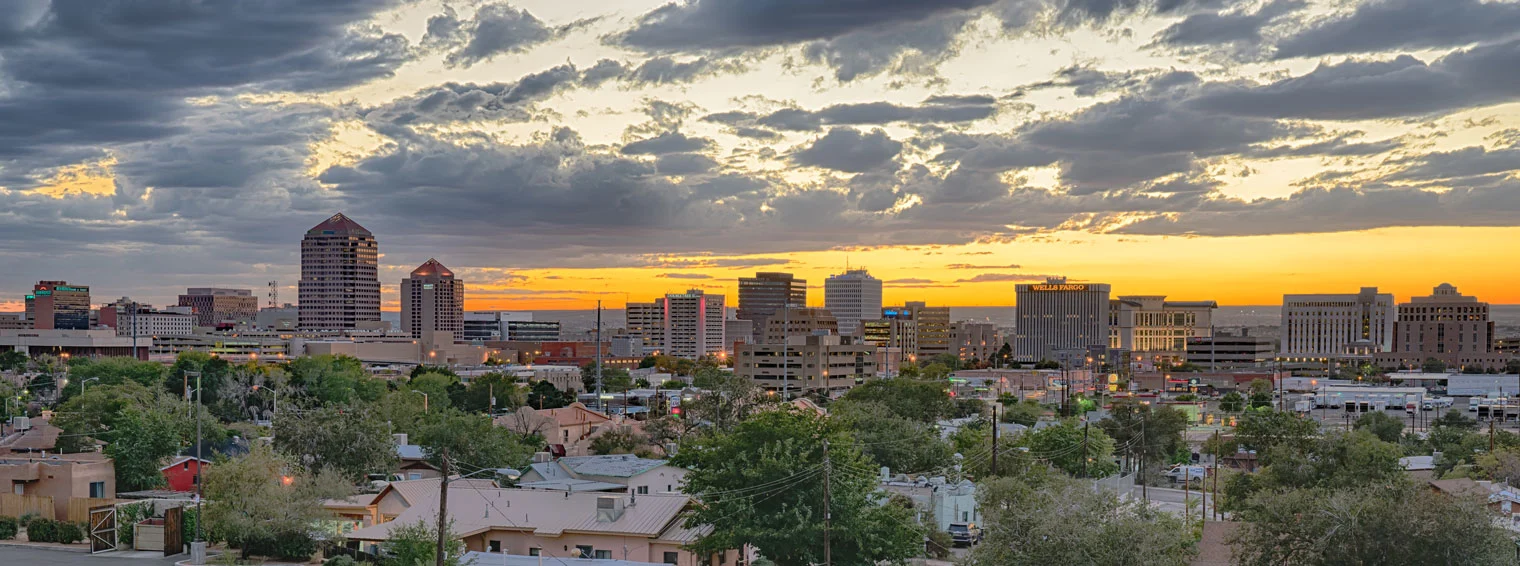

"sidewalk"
[0, 539, 90, 553]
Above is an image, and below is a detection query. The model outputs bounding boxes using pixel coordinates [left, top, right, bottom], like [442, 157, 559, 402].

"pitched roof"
[159, 456, 212, 471]
[383, 477, 498, 509]
[1429, 478, 1491, 499]
[462, 552, 665, 566]
[557, 455, 669, 479]
[306, 212, 371, 236]
[0, 419, 61, 452]
[346, 488, 692, 542]
[411, 258, 454, 278]
[516, 479, 625, 492]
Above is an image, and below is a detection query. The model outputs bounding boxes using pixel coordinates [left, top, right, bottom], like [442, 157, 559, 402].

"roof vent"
[596, 495, 625, 522]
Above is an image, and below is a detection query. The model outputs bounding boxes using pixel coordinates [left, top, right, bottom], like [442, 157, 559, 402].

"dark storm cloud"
[1151, 0, 1304, 47]
[1383, 145, 1520, 182]
[613, 0, 999, 51]
[624, 56, 749, 85]
[791, 128, 904, 173]
[1272, 0, 1520, 59]
[362, 62, 623, 127]
[424, 3, 554, 68]
[1242, 132, 1403, 159]
[656, 153, 721, 175]
[622, 132, 716, 155]
[1189, 40, 1520, 120]
[746, 96, 999, 132]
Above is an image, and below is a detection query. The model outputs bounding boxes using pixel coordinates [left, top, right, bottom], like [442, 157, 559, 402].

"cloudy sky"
[2, 0, 1518, 311]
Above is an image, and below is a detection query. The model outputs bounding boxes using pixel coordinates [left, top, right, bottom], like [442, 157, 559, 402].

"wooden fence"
[68, 497, 121, 523]
[0, 493, 55, 520]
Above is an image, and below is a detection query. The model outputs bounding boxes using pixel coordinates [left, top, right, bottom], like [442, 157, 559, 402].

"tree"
[164, 352, 232, 406]
[1219, 391, 1245, 412]
[581, 364, 632, 394]
[1224, 430, 1403, 512]
[381, 519, 464, 566]
[928, 353, 962, 372]
[456, 372, 524, 414]
[286, 355, 384, 405]
[966, 469, 1195, 566]
[1432, 408, 1477, 431]
[896, 363, 921, 379]
[1000, 399, 1044, 427]
[674, 409, 922, 566]
[993, 343, 1013, 368]
[1422, 357, 1448, 373]
[681, 374, 768, 431]
[589, 428, 643, 455]
[691, 365, 725, 388]
[1098, 400, 1188, 475]
[525, 380, 573, 410]
[1354, 411, 1405, 443]
[107, 409, 184, 491]
[1033, 359, 1060, 370]
[1231, 483, 1511, 565]
[920, 362, 953, 381]
[638, 355, 658, 369]
[832, 400, 953, 474]
[1233, 411, 1318, 460]
[838, 379, 953, 423]
[405, 371, 461, 411]
[60, 357, 166, 402]
[273, 406, 397, 481]
[0, 350, 28, 373]
[1022, 420, 1118, 478]
[202, 445, 351, 560]
[415, 410, 537, 470]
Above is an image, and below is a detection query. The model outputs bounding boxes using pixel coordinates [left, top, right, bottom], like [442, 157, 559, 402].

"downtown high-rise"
[298, 213, 381, 330]
[401, 259, 464, 342]
[737, 272, 806, 343]
[1014, 277, 1112, 363]
[824, 269, 882, 337]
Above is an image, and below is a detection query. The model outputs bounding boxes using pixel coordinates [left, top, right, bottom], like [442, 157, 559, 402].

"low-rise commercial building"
[735, 335, 876, 397]
[1376, 283, 1508, 372]
[1109, 296, 1216, 365]
[1185, 330, 1276, 369]
[178, 288, 258, 327]
[761, 307, 838, 345]
[0, 329, 151, 359]
[952, 321, 999, 362]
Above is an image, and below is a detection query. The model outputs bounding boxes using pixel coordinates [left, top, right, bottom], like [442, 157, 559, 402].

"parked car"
[948, 523, 982, 546]
[1164, 465, 1207, 483]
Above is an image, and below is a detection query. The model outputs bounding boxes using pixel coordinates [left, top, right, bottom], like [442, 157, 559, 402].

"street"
[0, 547, 183, 566]
[1136, 486, 1218, 518]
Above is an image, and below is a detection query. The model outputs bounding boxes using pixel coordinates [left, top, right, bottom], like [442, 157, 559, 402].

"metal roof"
[516, 479, 625, 493]
[557, 455, 668, 479]
[462, 552, 665, 566]
[346, 488, 691, 542]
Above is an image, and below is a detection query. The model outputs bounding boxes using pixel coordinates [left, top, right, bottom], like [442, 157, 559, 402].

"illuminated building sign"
[1028, 284, 1089, 292]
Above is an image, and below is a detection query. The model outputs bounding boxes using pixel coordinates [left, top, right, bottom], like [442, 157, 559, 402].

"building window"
[664, 552, 680, 565]
[90, 481, 105, 498]
[529, 548, 541, 557]
[595, 550, 612, 559]
[576, 546, 594, 558]
[489, 540, 501, 553]
[637, 486, 649, 495]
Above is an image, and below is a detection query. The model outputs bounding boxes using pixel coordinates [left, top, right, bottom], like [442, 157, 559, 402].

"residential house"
[0, 417, 67, 455]
[325, 477, 500, 530]
[462, 552, 669, 566]
[343, 486, 734, 566]
[517, 454, 687, 495]
[0, 453, 114, 519]
[393, 434, 440, 480]
[495, 403, 613, 450]
[160, 456, 210, 492]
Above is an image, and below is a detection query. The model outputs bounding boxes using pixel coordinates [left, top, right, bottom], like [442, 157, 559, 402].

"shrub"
[0, 516, 18, 539]
[926, 529, 954, 559]
[240, 528, 318, 561]
[17, 511, 39, 528]
[54, 521, 85, 544]
[26, 518, 59, 542]
[324, 555, 358, 566]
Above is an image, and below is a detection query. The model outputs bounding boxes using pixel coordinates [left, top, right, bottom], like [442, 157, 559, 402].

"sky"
[1, 0, 1519, 311]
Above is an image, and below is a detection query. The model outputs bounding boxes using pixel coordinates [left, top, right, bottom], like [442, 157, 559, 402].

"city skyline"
[2, 2, 1519, 310]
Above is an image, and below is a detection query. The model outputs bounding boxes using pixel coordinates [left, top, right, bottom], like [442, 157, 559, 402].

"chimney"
[596, 495, 626, 522]
[393, 433, 408, 446]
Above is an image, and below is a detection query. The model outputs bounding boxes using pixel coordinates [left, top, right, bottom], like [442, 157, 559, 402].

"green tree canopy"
[580, 364, 632, 393]
[1231, 483, 1511, 565]
[381, 519, 464, 566]
[1000, 399, 1045, 427]
[286, 355, 385, 405]
[272, 406, 398, 481]
[414, 410, 538, 471]
[837, 378, 952, 423]
[202, 445, 352, 559]
[1098, 400, 1188, 474]
[525, 380, 573, 410]
[928, 353, 962, 371]
[965, 468, 1195, 566]
[680, 373, 769, 432]
[1218, 391, 1245, 413]
[405, 371, 461, 411]
[831, 400, 953, 474]
[456, 372, 524, 414]
[673, 409, 922, 566]
[106, 408, 185, 491]
[60, 357, 166, 401]
[1422, 357, 1448, 373]
[1353, 411, 1405, 443]
[1022, 420, 1118, 478]
[1233, 411, 1319, 462]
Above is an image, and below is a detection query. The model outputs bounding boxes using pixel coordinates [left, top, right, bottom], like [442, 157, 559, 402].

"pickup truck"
[948, 523, 982, 546]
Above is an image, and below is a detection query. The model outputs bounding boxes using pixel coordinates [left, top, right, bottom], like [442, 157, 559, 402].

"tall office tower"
[401, 259, 465, 342]
[1014, 277, 1112, 363]
[1280, 287, 1394, 362]
[1108, 296, 1217, 365]
[625, 302, 665, 354]
[298, 213, 381, 330]
[178, 288, 259, 327]
[762, 307, 839, 344]
[825, 269, 883, 337]
[25, 281, 91, 330]
[883, 301, 952, 358]
[737, 272, 806, 343]
[1381, 283, 1504, 371]
[660, 289, 726, 359]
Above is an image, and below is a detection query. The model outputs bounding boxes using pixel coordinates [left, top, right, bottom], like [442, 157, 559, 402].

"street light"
[80, 377, 100, 397]
[413, 390, 429, 413]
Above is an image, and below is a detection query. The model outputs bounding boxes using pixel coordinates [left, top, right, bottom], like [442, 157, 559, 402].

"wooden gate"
[163, 505, 184, 556]
[89, 505, 116, 554]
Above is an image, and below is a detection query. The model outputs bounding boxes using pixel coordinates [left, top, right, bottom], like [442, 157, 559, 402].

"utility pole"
[1140, 417, 1148, 502]
[991, 404, 999, 477]
[1081, 420, 1090, 478]
[822, 438, 831, 566]
[595, 301, 604, 411]
[1491, 418, 1497, 452]
[1212, 429, 1221, 521]
[435, 447, 450, 566]
[192, 370, 203, 546]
